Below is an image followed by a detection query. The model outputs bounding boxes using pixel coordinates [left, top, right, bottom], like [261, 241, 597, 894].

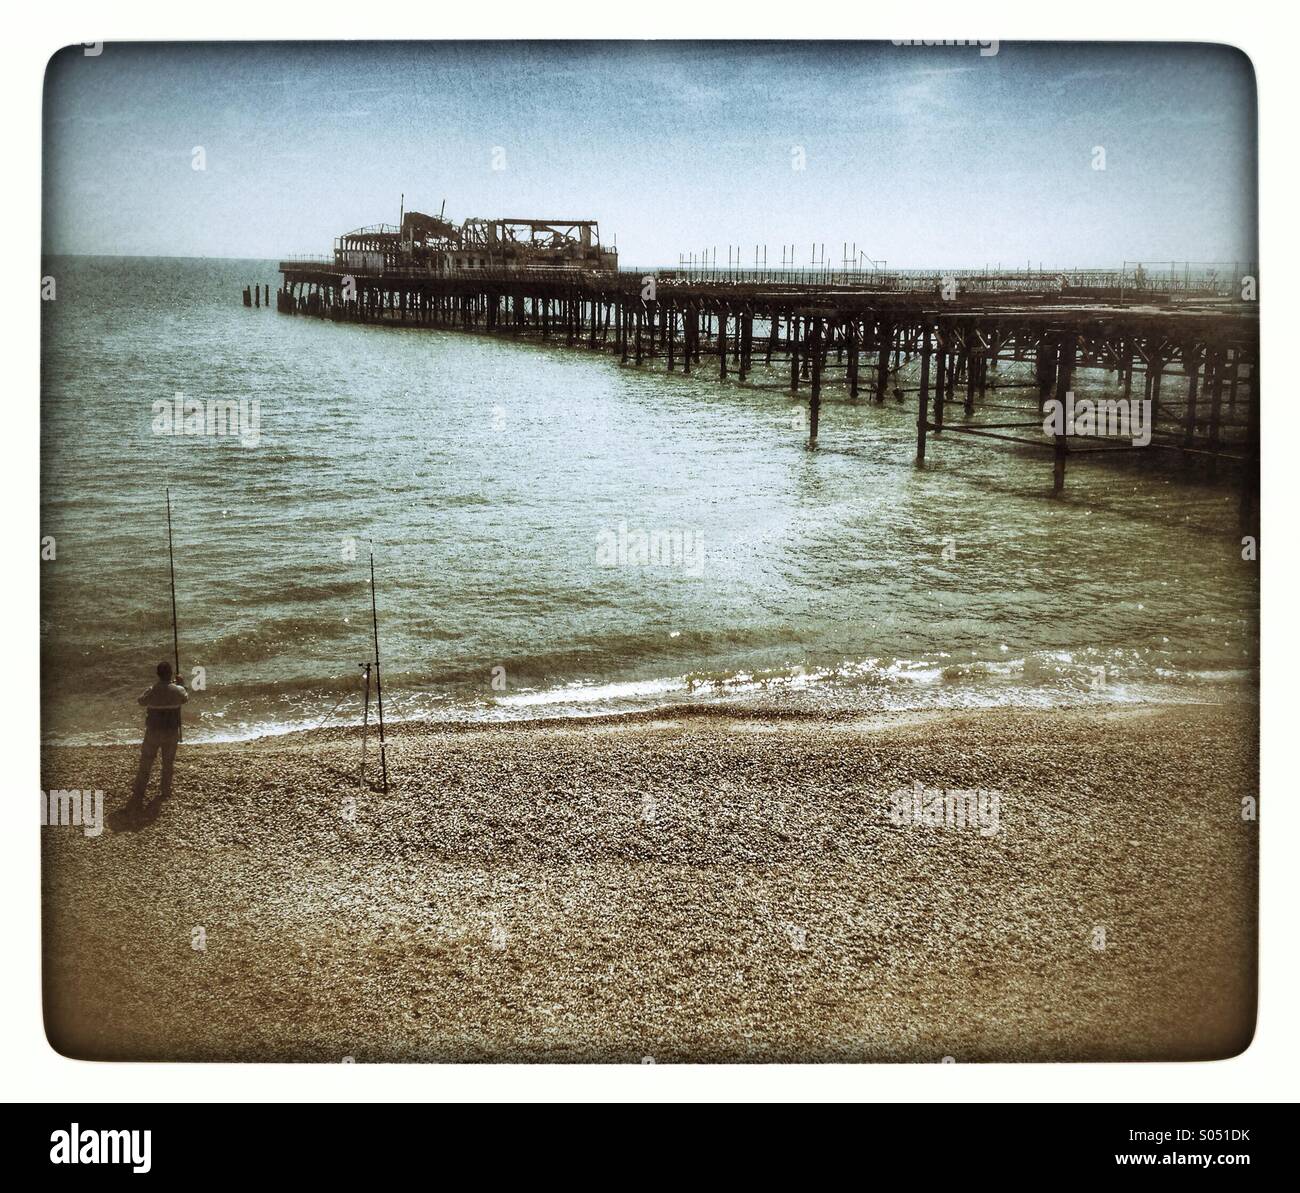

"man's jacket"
[137, 681, 188, 736]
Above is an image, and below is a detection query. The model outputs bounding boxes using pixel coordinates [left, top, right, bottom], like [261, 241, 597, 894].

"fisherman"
[128, 661, 188, 809]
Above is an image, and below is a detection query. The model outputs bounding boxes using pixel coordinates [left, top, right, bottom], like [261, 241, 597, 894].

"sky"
[42, 41, 1258, 269]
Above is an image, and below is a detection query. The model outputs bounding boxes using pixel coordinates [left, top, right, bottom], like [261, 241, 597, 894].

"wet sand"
[41, 703, 1257, 1062]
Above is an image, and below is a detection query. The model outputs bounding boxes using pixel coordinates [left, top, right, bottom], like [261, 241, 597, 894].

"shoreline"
[42, 701, 1257, 1062]
[44, 681, 1259, 751]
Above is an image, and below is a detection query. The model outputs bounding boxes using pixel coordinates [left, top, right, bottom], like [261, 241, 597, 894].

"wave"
[46, 645, 1256, 747]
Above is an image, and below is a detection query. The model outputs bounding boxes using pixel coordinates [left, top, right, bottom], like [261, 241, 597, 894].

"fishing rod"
[166, 488, 180, 678]
[166, 487, 182, 743]
[360, 661, 371, 785]
[369, 550, 388, 793]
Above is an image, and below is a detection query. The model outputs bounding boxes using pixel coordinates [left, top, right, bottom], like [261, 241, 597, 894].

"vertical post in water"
[1208, 344, 1225, 478]
[875, 319, 891, 402]
[964, 327, 978, 415]
[1183, 343, 1201, 450]
[847, 319, 860, 398]
[1053, 333, 1076, 494]
[809, 317, 822, 444]
[933, 325, 947, 433]
[370, 551, 389, 793]
[1240, 353, 1259, 529]
[789, 316, 800, 393]
[916, 326, 932, 464]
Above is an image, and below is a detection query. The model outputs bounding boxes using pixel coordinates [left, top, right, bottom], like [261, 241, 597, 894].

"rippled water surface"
[41, 257, 1259, 743]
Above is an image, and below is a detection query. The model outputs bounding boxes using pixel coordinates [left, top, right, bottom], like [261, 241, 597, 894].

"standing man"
[128, 660, 188, 811]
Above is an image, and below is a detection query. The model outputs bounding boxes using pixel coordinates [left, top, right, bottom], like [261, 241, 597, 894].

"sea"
[40, 256, 1259, 744]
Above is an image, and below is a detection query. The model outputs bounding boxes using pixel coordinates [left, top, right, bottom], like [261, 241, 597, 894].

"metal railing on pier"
[280, 256, 1257, 298]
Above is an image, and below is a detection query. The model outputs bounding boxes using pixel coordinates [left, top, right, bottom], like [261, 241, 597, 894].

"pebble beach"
[41, 702, 1257, 1063]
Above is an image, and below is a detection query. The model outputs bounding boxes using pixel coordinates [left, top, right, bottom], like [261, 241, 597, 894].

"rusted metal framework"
[268, 262, 1259, 523]
[459, 219, 617, 271]
[330, 209, 617, 275]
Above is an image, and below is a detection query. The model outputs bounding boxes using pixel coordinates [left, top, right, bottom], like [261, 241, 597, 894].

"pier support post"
[964, 328, 979, 415]
[789, 317, 800, 393]
[848, 320, 860, 398]
[934, 327, 947, 433]
[1240, 357, 1259, 528]
[1036, 339, 1055, 410]
[916, 327, 932, 464]
[875, 321, 890, 401]
[1053, 431, 1068, 494]
[1052, 333, 1076, 494]
[1150, 355, 1164, 429]
[1182, 344, 1201, 449]
[809, 317, 822, 444]
[1208, 345, 1225, 478]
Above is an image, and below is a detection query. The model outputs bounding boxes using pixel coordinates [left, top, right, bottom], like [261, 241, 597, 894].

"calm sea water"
[41, 257, 1258, 744]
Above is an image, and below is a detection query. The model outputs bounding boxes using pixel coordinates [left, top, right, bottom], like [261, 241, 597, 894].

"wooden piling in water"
[1183, 345, 1201, 450]
[1240, 356, 1259, 527]
[964, 328, 978, 415]
[934, 328, 947, 433]
[848, 320, 860, 398]
[809, 317, 823, 443]
[917, 326, 932, 464]
[1208, 344, 1225, 478]
[1052, 333, 1076, 494]
[875, 321, 891, 402]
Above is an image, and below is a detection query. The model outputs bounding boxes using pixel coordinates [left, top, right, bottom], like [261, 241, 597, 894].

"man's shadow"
[107, 796, 165, 834]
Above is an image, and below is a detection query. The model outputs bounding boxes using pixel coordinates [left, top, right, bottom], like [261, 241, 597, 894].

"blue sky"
[43, 41, 1257, 268]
